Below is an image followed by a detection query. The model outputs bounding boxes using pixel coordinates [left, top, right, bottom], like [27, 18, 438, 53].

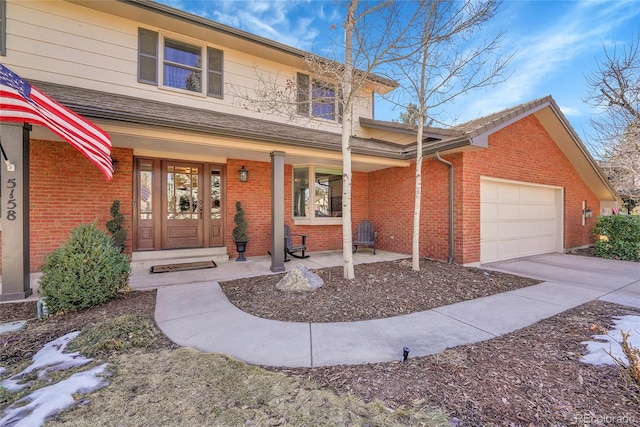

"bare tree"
[227, 1, 422, 279]
[585, 29, 640, 206]
[391, 0, 511, 271]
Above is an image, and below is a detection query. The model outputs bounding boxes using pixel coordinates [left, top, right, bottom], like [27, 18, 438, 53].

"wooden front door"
[162, 161, 203, 249]
[134, 158, 225, 251]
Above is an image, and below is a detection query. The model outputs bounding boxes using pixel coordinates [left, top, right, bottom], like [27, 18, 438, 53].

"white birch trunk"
[341, 0, 357, 280]
[411, 124, 423, 271]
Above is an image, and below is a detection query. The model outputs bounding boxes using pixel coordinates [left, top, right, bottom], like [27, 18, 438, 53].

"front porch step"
[131, 247, 229, 270]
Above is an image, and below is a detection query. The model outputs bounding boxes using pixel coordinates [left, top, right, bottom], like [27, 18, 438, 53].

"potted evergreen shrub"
[106, 199, 127, 252]
[232, 201, 249, 261]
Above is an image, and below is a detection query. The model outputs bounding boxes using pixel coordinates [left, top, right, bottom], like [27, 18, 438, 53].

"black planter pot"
[234, 240, 249, 261]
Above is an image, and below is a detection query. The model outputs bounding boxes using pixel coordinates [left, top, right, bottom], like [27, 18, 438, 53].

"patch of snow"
[580, 315, 640, 366]
[0, 331, 110, 427]
[1, 331, 92, 392]
[0, 363, 109, 427]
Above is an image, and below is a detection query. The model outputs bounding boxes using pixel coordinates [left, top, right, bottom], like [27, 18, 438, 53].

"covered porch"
[0, 250, 409, 303]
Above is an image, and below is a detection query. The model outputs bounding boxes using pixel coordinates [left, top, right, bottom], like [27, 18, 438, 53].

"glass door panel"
[136, 160, 154, 250]
[162, 162, 203, 249]
[209, 168, 223, 246]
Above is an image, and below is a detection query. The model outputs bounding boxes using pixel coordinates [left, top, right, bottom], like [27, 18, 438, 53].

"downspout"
[435, 152, 454, 264]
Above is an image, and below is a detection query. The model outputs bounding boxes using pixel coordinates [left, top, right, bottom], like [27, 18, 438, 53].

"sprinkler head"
[402, 346, 410, 362]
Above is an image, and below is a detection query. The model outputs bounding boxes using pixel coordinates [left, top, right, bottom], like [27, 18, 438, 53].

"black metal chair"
[353, 220, 377, 254]
[284, 224, 309, 261]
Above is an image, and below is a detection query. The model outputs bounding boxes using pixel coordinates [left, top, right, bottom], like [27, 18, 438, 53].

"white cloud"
[458, 0, 640, 122]
[158, 0, 330, 52]
[558, 106, 582, 117]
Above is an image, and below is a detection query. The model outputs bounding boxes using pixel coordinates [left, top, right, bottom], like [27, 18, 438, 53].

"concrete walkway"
[146, 253, 639, 368]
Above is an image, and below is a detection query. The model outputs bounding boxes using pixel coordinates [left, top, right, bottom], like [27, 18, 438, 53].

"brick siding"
[370, 115, 599, 264]
[0, 140, 133, 272]
[0, 114, 601, 272]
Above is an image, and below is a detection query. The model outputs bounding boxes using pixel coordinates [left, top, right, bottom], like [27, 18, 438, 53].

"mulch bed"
[2, 256, 639, 425]
[0, 290, 177, 365]
[276, 300, 640, 426]
[219, 258, 541, 322]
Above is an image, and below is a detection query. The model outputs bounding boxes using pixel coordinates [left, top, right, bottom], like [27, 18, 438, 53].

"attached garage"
[480, 178, 563, 263]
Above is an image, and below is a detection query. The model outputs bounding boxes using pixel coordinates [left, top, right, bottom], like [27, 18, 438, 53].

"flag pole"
[0, 139, 16, 171]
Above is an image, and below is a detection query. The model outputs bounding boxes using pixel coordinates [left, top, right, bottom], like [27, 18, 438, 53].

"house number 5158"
[5, 178, 17, 221]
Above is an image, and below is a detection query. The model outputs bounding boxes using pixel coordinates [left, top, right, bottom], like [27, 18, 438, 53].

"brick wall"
[2, 114, 599, 272]
[369, 156, 458, 260]
[0, 140, 133, 273]
[370, 115, 600, 264]
[225, 159, 368, 257]
[460, 115, 599, 263]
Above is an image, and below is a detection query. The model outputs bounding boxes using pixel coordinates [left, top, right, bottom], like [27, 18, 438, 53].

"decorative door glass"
[167, 165, 199, 219]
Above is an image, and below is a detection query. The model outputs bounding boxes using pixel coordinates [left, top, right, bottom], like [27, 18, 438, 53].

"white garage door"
[481, 179, 562, 263]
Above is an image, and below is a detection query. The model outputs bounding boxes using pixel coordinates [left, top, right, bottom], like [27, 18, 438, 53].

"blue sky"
[157, 0, 639, 145]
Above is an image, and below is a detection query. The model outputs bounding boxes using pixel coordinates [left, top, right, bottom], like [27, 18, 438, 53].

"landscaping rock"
[276, 265, 323, 292]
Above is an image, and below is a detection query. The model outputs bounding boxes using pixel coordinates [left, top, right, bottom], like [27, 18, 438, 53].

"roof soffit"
[533, 105, 620, 202]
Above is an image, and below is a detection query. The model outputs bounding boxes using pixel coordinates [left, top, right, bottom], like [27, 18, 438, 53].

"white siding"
[4, 0, 376, 134]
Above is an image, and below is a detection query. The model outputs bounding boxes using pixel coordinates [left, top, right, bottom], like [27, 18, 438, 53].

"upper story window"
[164, 39, 202, 92]
[297, 73, 342, 122]
[293, 166, 343, 224]
[138, 28, 223, 98]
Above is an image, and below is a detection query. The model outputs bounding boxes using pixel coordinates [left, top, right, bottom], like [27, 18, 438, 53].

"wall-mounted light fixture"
[582, 200, 592, 227]
[239, 165, 248, 182]
[110, 156, 118, 173]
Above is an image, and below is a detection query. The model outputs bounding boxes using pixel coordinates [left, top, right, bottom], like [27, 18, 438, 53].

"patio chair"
[353, 219, 377, 254]
[284, 224, 309, 261]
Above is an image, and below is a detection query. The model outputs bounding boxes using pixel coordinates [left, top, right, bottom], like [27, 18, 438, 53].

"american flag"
[0, 64, 113, 179]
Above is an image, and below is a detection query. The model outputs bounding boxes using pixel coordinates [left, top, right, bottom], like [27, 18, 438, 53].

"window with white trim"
[138, 28, 223, 98]
[297, 73, 342, 121]
[293, 166, 343, 220]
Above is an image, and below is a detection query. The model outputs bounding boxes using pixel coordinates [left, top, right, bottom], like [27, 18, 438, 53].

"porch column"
[270, 151, 285, 272]
[0, 123, 32, 301]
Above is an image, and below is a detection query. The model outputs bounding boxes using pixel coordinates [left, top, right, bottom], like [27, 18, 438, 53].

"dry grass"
[45, 348, 448, 426]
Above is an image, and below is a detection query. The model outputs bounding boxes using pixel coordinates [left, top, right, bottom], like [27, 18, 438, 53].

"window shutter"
[297, 72, 310, 115]
[338, 88, 344, 123]
[138, 28, 158, 84]
[0, 0, 6, 56]
[207, 47, 223, 98]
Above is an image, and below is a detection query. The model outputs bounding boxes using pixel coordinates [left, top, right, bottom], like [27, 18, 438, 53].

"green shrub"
[106, 199, 127, 251]
[232, 201, 248, 241]
[39, 223, 131, 314]
[592, 215, 640, 261]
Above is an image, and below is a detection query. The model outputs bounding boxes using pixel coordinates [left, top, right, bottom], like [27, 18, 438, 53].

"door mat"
[150, 260, 217, 273]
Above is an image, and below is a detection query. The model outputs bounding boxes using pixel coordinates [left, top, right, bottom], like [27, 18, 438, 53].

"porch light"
[583, 207, 593, 218]
[110, 156, 118, 173]
[239, 165, 248, 182]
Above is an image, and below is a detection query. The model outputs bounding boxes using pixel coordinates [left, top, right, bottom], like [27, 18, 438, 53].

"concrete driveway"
[482, 253, 640, 309]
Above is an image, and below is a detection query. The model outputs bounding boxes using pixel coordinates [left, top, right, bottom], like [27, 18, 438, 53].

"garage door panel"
[538, 188, 556, 202]
[520, 186, 539, 201]
[481, 203, 498, 221]
[482, 241, 498, 261]
[481, 222, 498, 240]
[481, 180, 561, 263]
[499, 204, 521, 220]
[538, 219, 556, 234]
[499, 184, 520, 201]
